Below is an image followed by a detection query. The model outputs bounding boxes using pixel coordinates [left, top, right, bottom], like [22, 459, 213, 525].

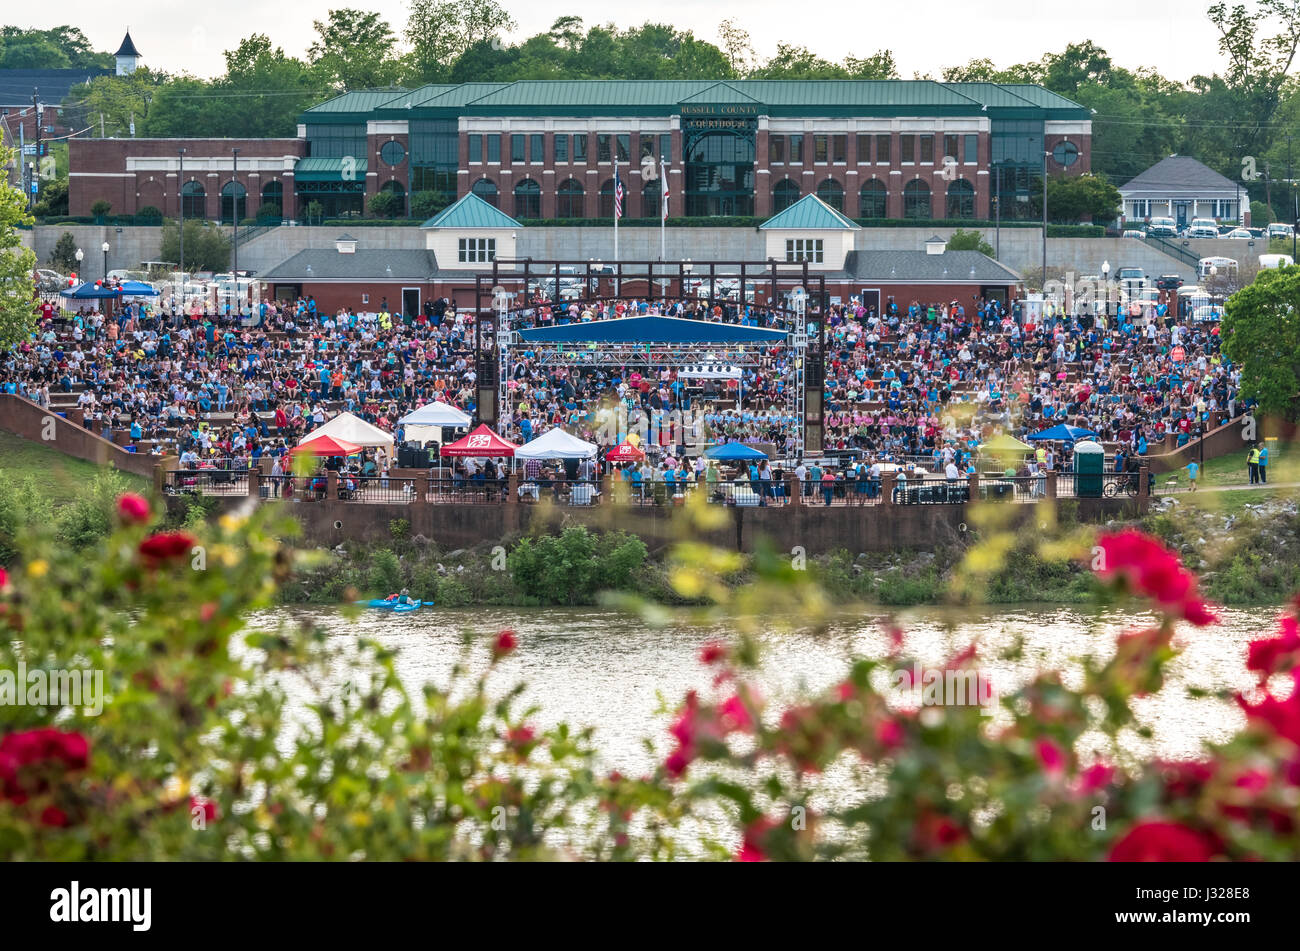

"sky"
[21, 0, 1227, 82]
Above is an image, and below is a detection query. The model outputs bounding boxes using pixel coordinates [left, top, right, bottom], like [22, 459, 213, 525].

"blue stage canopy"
[704, 443, 769, 461]
[516, 316, 787, 346]
[59, 281, 119, 299]
[1026, 424, 1098, 442]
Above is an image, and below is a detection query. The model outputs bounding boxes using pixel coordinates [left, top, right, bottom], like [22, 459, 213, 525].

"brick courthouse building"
[69, 79, 1091, 223]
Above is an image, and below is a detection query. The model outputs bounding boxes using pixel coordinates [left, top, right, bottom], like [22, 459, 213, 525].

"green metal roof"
[297, 80, 1089, 122]
[759, 194, 859, 231]
[293, 156, 368, 182]
[420, 192, 521, 229]
[300, 88, 410, 125]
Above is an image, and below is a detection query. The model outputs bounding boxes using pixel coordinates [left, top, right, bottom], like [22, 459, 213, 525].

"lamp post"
[101, 241, 110, 283]
[231, 147, 241, 313]
[178, 147, 186, 309]
[74, 247, 83, 281]
[1041, 148, 1050, 288]
[1101, 260, 1110, 321]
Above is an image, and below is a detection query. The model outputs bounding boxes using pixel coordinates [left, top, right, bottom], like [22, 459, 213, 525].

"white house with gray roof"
[1118, 155, 1243, 228]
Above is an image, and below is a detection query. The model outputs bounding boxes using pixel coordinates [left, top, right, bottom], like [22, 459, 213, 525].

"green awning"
[293, 157, 368, 182]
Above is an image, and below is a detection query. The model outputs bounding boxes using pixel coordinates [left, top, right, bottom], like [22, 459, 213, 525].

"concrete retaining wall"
[0, 394, 160, 480]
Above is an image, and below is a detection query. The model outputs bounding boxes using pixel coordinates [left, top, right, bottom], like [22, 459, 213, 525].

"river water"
[247, 603, 1277, 774]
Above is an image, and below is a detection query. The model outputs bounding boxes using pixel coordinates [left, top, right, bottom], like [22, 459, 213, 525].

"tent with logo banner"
[516, 428, 598, 460]
[298, 412, 395, 451]
[604, 442, 645, 463]
[440, 424, 519, 457]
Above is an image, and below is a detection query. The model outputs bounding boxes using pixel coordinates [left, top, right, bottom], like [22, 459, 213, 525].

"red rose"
[664, 749, 690, 778]
[138, 531, 197, 563]
[1247, 616, 1300, 677]
[1237, 673, 1300, 746]
[736, 816, 779, 862]
[1076, 762, 1116, 794]
[0, 566, 7, 589]
[699, 642, 726, 665]
[1036, 738, 1067, 775]
[116, 493, 150, 524]
[0, 728, 89, 802]
[39, 806, 70, 827]
[491, 629, 517, 658]
[1107, 821, 1217, 862]
[189, 796, 219, 823]
[718, 694, 755, 734]
[874, 718, 905, 751]
[1094, 529, 1217, 626]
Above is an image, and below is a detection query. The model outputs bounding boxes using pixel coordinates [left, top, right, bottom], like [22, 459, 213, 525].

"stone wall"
[0, 394, 161, 480]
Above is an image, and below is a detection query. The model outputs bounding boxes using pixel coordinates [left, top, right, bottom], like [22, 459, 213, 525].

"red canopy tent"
[440, 424, 519, 457]
[289, 435, 363, 456]
[604, 442, 645, 462]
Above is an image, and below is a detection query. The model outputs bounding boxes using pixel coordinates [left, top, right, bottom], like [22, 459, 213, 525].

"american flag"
[660, 158, 669, 220]
[614, 171, 624, 219]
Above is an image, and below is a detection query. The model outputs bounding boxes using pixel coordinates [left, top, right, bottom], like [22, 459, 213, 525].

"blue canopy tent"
[1027, 424, 1099, 442]
[59, 281, 119, 299]
[117, 281, 159, 297]
[704, 443, 768, 461]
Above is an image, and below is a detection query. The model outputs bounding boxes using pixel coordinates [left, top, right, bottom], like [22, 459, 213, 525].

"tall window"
[468, 134, 483, 163]
[903, 179, 931, 219]
[859, 180, 887, 218]
[945, 179, 975, 219]
[514, 178, 540, 218]
[773, 179, 800, 213]
[900, 136, 915, 164]
[789, 134, 804, 164]
[856, 134, 871, 164]
[1130, 200, 1150, 218]
[616, 134, 630, 162]
[964, 134, 978, 164]
[875, 134, 890, 164]
[260, 180, 283, 217]
[919, 135, 934, 164]
[510, 135, 525, 163]
[486, 134, 501, 163]
[557, 178, 584, 218]
[943, 135, 960, 164]
[785, 238, 823, 263]
[457, 237, 496, 263]
[769, 135, 786, 163]
[597, 134, 611, 163]
[573, 134, 587, 162]
[181, 180, 206, 219]
[554, 134, 569, 163]
[220, 181, 246, 225]
[471, 179, 498, 207]
[529, 134, 544, 163]
[642, 179, 662, 218]
[658, 134, 672, 161]
[813, 134, 828, 163]
[816, 178, 844, 212]
[832, 134, 847, 163]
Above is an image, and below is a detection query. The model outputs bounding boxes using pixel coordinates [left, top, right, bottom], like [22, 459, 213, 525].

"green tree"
[210, 35, 320, 138]
[1044, 174, 1121, 224]
[309, 9, 403, 91]
[751, 43, 849, 79]
[90, 199, 111, 220]
[367, 190, 402, 218]
[946, 229, 995, 256]
[1252, 199, 1274, 224]
[0, 25, 110, 69]
[1222, 264, 1300, 419]
[62, 68, 163, 139]
[48, 232, 78, 272]
[160, 219, 230, 272]
[406, 0, 515, 83]
[410, 189, 448, 219]
[32, 180, 68, 218]
[0, 145, 37, 348]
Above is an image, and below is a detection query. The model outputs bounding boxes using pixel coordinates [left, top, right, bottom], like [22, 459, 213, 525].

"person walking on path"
[1185, 460, 1199, 493]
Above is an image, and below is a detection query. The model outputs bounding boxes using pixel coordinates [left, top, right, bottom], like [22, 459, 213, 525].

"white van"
[1260, 253, 1295, 269]
[1197, 256, 1238, 279]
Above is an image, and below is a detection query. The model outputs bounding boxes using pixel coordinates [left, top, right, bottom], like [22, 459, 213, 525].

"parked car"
[1155, 274, 1184, 291]
[1146, 217, 1178, 237]
[1222, 228, 1254, 239]
[1187, 218, 1221, 238]
[1121, 229, 1146, 239]
[1268, 222, 1295, 239]
[34, 268, 66, 293]
[1247, 228, 1268, 238]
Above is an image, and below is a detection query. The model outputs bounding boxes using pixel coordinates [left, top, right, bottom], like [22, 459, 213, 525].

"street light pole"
[994, 161, 1001, 260]
[178, 147, 185, 310]
[101, 241, 109, 283]
[231, 147, 240, 314]
[1042, 148, 1049, 287]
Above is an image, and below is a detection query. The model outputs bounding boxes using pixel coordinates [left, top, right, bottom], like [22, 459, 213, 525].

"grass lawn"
[0, 431, 146, 506]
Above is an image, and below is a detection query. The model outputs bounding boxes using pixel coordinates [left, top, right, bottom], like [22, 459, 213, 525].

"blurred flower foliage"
[0, 492, 1297, 860]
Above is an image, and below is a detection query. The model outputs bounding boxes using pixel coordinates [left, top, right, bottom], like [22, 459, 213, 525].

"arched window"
[513, 178, 540, 219]
[816, 178, 844, 212]
[557, 178, 584, 219]
[859, 180, 887, 218]
[380, 179, 406, 216]
[642, 179, 662, 219]
[181, 180, 206, 220]
[945, 179, 975, 220]
[259, 180, 283, 220]
[471, 178, 499, 207]
[772, 179, 800, 214]
[220, 180, 247, 225]
[903, 179, 931, 220]
[599, 178, 616, 218]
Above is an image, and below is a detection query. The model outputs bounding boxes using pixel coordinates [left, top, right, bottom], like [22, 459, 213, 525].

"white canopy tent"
[516, 428, 598, 460]
[298, 412, 395, 450]
[398, 401, 472, 445]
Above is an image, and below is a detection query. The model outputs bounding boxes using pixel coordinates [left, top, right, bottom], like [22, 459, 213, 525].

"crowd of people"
[0, 279, 1249, 491]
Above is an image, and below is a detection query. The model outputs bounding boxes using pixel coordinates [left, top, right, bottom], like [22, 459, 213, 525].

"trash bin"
[1073, 440, 1105, 497]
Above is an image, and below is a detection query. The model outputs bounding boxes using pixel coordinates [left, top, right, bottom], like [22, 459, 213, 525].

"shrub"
[136, 205, 162, 224]
[367, 548, 402, 595]
[508, 526, 647, 605]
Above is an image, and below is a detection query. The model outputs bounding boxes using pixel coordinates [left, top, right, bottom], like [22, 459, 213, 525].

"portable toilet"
[1073, 440, 1105, 497]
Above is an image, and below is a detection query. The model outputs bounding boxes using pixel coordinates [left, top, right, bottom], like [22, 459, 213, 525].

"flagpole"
[660, 156, 667, 262]
[613, 152, 620, 267]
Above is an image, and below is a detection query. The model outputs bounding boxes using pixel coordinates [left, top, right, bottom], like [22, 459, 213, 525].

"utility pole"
[32, 89, 41, 202]
[231, 147, 240, 314]
[178, 147, 185, 310]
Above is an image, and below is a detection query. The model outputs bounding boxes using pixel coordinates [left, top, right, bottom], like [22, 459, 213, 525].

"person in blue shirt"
[1258, 445, 1269, 483]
